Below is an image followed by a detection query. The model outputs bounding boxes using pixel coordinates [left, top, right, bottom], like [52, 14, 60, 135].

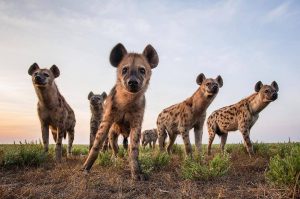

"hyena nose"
[35, 75, 42, 82]
[212, 85, 218, 92]
[272, 93, 278, 100]
[128, 80, 138, 87]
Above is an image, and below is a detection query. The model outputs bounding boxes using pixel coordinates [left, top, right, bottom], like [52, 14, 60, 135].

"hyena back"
[207, 81, 279, 157]
[28, 63, 76, 162]
[157, 73, 223, 158]
[82, 43, 159, 180]
[141, 129, 158, 149]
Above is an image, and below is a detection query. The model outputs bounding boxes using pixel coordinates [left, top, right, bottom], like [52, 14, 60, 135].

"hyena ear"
[50, 65, 60, 78]
[28, 63, 39, 75]
[110, 43, 127, 67]
[216, 75, 223, 88]
[196, 73, 206, 85]
[88, 91, 94, 100]
[143, 44, 159, 69]
[271, 81, 279, 92]
[101, 92, 107, 99]
[255, 81, 263, 92]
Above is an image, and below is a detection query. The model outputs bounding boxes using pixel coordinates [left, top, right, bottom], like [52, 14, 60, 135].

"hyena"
[88, 91, 107, 150]
[82, 43, 159, 180]
[28, 63, 76, 162]
[207, 81, 279, 157]
[141, 129, 158, 149]
[157, 73, 223, 158]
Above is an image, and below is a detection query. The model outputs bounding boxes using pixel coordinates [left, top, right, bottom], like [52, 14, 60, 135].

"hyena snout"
[126, 76, 141, 93]
[271, 92, 278, 101]
[34, 73, 49, 86]
[210, 83, 219, 94]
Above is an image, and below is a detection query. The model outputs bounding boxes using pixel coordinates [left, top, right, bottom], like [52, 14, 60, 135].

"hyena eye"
[43, 73, 49, 77]
[139, 68, 146, 75]
[34, 72, 38, 76]
[122, 67, 128, 75]
[206, 82, 210, 86]
[264, 90, 269, 93]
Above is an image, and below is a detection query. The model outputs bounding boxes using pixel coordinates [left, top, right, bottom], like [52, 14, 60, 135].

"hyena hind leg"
[157, 126, 167, 152]
[207, 129, 216, 156]
[220, 133, 228, 153]
[67, 129, 74, 157]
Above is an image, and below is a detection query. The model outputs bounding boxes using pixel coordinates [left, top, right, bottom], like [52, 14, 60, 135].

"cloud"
[263, 1, 291, 23]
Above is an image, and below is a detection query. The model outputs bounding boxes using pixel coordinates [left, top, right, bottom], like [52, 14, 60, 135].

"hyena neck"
[190, 87, 215, 113]
[35, 82, 60, 108]
[115, 84, 146, 109]
[90, 104, 103, 116]
[248, 93, 270, 115]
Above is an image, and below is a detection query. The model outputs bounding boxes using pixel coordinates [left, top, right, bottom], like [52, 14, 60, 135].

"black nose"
[128, 80, 138, 87]
[35, 75, 42, 82]
[212, 85, 218, 92]
[272, 93, 278, 100]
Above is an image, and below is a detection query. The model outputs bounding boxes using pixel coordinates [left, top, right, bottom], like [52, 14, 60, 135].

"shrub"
[139, 151, 171, 175]
[72, 145, 89, 156]
[266, 145, 300, 188]
[253, 142, 272, 157]
[181, 153, 231, 180]
[2, 144, 48, 168]
[96, 151, 113, 167]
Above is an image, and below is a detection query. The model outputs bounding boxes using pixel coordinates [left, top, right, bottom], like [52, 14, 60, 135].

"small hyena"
[88, 91, 107, 150]
[141, 129, 158, 149]
[207, 81, 279, 157]
[28, 63, 76, 162]
[157, 73, 223, 158]
[82, 43, 159, 180]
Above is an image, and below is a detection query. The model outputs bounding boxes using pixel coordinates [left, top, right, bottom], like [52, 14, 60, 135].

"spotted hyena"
[207, 81, 279, 157]
[28, 63, 76, 162]
[141, 129, 158, 149]
[88, 91, 107, 150]
[157, 73, 223, 158]
[82, 43, 159, 180]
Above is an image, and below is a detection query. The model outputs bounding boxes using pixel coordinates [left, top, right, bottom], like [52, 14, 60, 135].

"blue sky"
[0, 0, 299, 144]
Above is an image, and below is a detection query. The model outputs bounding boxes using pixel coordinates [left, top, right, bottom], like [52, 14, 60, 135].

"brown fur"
[141, 129, 158, 149]
[157, 73, 223, 158]
[82, 43, 159, 180]
[207, 81, 279, 157]
[28, 63, 76, 162]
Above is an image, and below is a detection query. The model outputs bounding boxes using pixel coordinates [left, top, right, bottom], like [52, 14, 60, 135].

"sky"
[0, 0, 299, 145]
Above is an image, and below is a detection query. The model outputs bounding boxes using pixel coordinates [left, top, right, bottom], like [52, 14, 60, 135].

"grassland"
[0, 142, 299, 199]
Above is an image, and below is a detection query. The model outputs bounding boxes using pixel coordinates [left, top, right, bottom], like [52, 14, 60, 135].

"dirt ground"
[0, 150, 298, 199]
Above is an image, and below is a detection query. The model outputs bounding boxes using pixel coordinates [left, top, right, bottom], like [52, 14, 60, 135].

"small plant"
[253, 142, 272, 157]
[153, 152, 171, 169]
[172, 144, 184, 158]
[139, 152, 154, 175]
[181, 153, 231, 180]
[266, 145, 300, 188]
[139, 151, 171, 175]
[96, 151, 113, 167]
[117, 146, 128, 158]
[72, 145, 89, 156]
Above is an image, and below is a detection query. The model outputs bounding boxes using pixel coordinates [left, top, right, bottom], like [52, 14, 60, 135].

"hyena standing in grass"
[157, 73, 223, 158]
[141, 129, 158, 149]
[207, 81, 279, 157]
[82, 43, 159, 180]
[28, 63, 76, 162]
[88, 91, 107, 150]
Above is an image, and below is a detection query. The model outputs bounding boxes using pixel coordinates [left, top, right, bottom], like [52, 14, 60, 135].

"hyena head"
[196, 73, 223, 97]
[88, 91, 107, 107]
[255, 81, 279, 102]
[110, 43, 159, 93]
[28, 63, 60, 88]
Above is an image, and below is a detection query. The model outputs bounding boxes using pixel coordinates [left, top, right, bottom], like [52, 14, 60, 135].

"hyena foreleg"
[41, 124, 49, 153]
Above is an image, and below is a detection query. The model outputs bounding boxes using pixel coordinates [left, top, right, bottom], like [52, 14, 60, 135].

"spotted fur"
[207, 81, 279, 157]
[28, 63, 76, 162]
[157, 73, 223, 158]
[82, 43, 159, 181]
[141, 129, 158, 149]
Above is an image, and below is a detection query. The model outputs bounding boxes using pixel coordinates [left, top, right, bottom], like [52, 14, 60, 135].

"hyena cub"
[28, 63, 76, 162]
[157, 73, 223, 158]
[82, 43, 159, 180]
[207, 81, 279, 157]
[88, 91, 107, 150]
[141, 129, 158, 149]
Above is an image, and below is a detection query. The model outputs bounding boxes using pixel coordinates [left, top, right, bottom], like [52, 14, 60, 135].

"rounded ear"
[88, 91, 94, 100]
[28, 63, 39, 75]
[50, 65, 60, 78]
[255, 81, 263, 92]
[196, 73, 206, 85]
[271, 81, 279, 92]
[143, 44, 159, 69]
[216, 75, 223, 88]
[101, 92, 107, 99]
[109, 43, 127, 67]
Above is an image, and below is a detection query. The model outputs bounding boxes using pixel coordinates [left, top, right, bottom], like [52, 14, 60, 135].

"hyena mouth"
[34, 81, 47, 86]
